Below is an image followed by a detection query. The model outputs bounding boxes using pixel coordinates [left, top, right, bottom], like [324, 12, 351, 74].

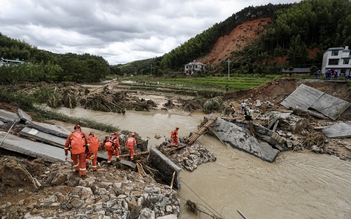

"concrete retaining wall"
[149, 148, 182, 189]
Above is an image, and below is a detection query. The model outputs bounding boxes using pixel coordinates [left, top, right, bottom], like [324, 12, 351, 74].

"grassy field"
[119, 74, 296, 92]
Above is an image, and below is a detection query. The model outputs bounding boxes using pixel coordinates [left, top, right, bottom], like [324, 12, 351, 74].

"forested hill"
[0, 33, 110, 84]
[159, 0, 351, 74]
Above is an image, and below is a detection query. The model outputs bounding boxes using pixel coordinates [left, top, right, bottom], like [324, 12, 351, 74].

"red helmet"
[114, 131, 119, 135]
[74, 124, 81, 130]
[130, 132, 135, 137]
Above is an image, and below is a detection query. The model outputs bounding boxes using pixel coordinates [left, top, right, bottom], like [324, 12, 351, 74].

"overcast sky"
[1, 0, 300, 65]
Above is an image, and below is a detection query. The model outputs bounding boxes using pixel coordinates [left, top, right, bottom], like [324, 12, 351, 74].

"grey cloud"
[0, 0, 300, 64]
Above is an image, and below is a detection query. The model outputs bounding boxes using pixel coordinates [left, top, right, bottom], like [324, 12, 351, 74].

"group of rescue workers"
[64, 124, 180, 179]
[229, 101, 252, 121]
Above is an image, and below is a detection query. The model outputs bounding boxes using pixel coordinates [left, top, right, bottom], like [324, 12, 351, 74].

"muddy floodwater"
[52, 107, 351, 219]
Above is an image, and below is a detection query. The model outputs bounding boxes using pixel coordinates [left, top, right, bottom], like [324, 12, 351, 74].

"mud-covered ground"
[1, 78, 351, 161]
[1, 78, 351, 218]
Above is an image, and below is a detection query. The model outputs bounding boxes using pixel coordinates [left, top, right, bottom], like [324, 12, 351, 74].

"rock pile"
[157, 137, 217, 172]
[168, 144, 217, 172]
[0, 156, 180, 219]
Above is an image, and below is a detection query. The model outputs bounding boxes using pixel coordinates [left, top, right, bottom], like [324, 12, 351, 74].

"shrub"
[203, 96, 222, 114]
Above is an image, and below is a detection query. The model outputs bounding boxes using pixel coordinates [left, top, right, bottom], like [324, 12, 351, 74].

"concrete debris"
[27, 121, 70, 138]
[19, 127, 67, 148]
[322, 122, 351, 138]
[149, 148, 182, 189]
[169, 144, 216, 172]
[0, 156, 181, 219]
[0, 132, 66, 163]
[281, 84, 350, 120]
[18, 108, 32, 123]
[0, 109, 20, 123]
[210, 115, 280, 162]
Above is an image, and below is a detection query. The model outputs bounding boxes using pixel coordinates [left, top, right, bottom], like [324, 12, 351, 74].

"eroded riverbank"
[50, 107, 351, 219]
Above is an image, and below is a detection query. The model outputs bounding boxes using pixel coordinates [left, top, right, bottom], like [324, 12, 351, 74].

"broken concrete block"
[322, 122, 351, 138]
[0, 109, 20, 123]
[18, 109, 32, 123]
[27, 121, 70, 138]
[149, 148, 182, 189]
[0, 132, 66, 163]
[211, 116, 279, 162]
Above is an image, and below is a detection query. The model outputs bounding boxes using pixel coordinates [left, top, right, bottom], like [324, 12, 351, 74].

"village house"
[0, 58, 23, 66]
[281, 67, 310, 75]
[321, 46, 351, 76]
[184, 60, 206, 75]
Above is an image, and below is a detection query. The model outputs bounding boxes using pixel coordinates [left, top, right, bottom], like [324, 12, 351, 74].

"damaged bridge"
[207, 114, 281, 162]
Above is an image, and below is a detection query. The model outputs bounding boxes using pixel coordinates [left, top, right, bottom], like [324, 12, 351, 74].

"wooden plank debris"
[136, 163, 147, 176]
[185, 114, 218, 145]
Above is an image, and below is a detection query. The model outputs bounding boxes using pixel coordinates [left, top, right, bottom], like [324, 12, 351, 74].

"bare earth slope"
[198, 18, 271, 65]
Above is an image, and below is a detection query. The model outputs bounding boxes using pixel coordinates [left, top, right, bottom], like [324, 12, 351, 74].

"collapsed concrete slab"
[322, 122, 351, 138]
[149, 148, 182, 189]
[0, 109, 20, 123]
[211, 116, 280, 162]
[0, 131, 66, 163]
[120, 160, 137, 169]
[18, 127, 111, 161]
[27, 121, 70, 138]
[18, 108, 32, 123]
[19, 127, 67, 148]
[281, 84, 350, 120]
[224, 119, 288, 151]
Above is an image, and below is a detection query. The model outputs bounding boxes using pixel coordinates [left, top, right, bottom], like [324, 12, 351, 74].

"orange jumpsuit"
[87, 135, 100, 171]
[64, 130, 88, 177]
[126, 136, 136, 160]
[170, 129, 179, 146]
[111, 136, 121, 159]
[104, 139, 116, 163]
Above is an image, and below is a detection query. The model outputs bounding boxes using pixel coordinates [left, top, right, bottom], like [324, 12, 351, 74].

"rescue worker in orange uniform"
[170, 127, 179, 147]
[86, 132, 101, 171]
[103, 135, 115, 164]
[110, 132, 121, 160]
[64, 124, 89, 179]
[126, 132, 137, 161]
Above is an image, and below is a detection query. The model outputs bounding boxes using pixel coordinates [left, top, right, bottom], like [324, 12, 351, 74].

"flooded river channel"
[52, 107, 351, 219]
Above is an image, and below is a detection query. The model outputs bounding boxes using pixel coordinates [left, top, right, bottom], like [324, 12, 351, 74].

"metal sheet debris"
[281, 84, 350, 120]
[322, 123, 351, 138]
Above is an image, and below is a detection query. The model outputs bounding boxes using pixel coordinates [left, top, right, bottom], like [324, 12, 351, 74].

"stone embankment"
[0, 156, 180, 219]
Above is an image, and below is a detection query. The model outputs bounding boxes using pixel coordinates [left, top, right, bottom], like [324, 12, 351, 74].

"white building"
[0, 58, 23, 66]
[184, 60, 206, 74]
[321, 46, 351, 75]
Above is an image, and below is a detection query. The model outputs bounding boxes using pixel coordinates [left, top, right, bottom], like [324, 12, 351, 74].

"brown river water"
[51, 107, 351, 219]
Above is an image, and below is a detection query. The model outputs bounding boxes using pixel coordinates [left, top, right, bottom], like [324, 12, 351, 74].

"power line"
[180, 179, 224, 219]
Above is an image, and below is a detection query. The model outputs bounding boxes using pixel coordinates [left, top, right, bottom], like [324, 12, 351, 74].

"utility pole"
[227, 59, 231, 80]
[151, 64, 153, 76]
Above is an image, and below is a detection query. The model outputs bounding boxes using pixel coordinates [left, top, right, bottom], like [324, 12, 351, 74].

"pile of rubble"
[168, 144, 216, 172]
[0, 156, 180, 219]
[222, 83, 351, 161]
[156, 137, 217, 172]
